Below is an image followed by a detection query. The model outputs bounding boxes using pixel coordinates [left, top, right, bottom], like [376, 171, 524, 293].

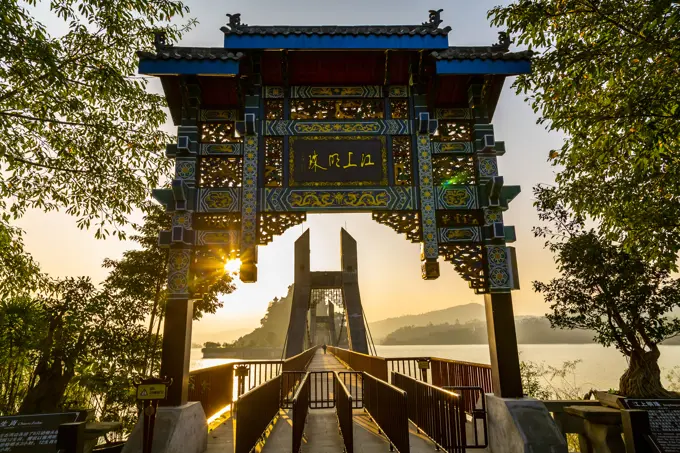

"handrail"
[334, 371, 354, 453]
[393, 372, 466, 453]
[327, 346, 388, 381]
[338, 371, 364, 409]
[281, 371, 306, 408]
[430, 357, 493, 398]
[291, 372, 310, 453]
[234, 375, 282, 453]
[430, 356, 493, 368]
[363, 372, 410, 453]
[188, 363, 235, 419]
[442, 386, 488, 448]
[283, 345, 319, 372]
[189, 359, 284, 415]
[385, 357, 430, 383]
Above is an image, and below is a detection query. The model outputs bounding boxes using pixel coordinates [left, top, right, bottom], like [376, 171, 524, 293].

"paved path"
[261, 351, 444, 453]
[207, 350, 485, 452]
[205, 414, 233, 453]
[307, 349, 347, 372]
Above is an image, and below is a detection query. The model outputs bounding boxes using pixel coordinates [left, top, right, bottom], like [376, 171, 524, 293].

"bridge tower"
[285, 228, 369, 357]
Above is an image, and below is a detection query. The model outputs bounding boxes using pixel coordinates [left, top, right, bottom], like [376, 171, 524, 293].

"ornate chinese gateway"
[140, 10, 533, 405]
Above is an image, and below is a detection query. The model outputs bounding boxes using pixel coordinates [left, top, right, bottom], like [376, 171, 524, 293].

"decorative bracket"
[491, 31, 512, 52]
[171, 179, 189, 211]
[226, 13, 247, 30]
[158, 227, 195, 247]
[422, 9, 444, 28]
[153, 31, 172, 51]
[418, 112, 438, 135]
[177, 125, 199, 155]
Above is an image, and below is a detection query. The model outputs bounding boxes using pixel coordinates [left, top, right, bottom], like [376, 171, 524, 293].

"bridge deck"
[207, 350, 487, 452]
[260, 351, 443, 453]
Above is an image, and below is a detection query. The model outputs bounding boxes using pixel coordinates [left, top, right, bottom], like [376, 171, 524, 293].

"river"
[190, 344, 680, 392]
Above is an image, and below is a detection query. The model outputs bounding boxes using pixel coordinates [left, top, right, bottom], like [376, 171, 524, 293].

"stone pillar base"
[486, 395, 567, 453]
[122, 402, 207, 453]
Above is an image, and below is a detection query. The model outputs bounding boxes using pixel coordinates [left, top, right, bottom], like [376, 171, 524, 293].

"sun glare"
[224, 258, 242, 274]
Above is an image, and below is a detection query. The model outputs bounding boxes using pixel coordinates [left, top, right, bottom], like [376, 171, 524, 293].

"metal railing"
[363, 372, 410, 453]
[327, 346, 388, 381]
[281, 371, 306, 408]
[309, 371, 335, 409]
[189, 360, 284, 418]
[190, 345, 316, 416]
[443, 386, 488, 448]
[292, 373, 311, 453]
[386, 357, 429, 383]
[188, 363, 235, 419]
[234, 374, 282, 453]
[338, 371, 364, 408]
[335, 371, 354, 453]
[393, 372, 466, 453]
[430, 357, 493, 399]
[236, 360, 282, 396]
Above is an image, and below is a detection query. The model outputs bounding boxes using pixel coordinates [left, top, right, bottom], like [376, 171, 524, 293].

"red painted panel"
[434, 75, 470, 107]
[262, 52, 284, 85]
[288, 51, 385, 85]
[387, 52, 411, 85]
[199, 77, 240, 108]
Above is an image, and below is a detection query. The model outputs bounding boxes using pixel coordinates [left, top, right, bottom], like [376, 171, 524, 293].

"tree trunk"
[19, 361, 73, 414]
[619, 348, 674, 398]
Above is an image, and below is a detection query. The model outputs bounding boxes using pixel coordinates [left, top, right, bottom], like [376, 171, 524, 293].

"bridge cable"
[335, 299, 346, 346]
[361, 308, 378, 356]
[280, 328, 289, 362]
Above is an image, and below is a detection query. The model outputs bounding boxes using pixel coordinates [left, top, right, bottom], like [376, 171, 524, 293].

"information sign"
[622, 398, 680, 452]
[0, 412, 82, 453]
[137, 383, 168, 400]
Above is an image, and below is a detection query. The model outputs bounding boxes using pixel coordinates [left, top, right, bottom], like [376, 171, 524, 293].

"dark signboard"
[623, 399, 680, 452]
[0, 412, 82, 452]
[290, 136, 386, 186]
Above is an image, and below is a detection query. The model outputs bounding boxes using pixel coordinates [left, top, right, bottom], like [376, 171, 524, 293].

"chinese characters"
[292, 137, 385, 185]
[308, 150, 375, 172]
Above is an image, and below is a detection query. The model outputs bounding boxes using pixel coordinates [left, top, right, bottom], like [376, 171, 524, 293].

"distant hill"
[228, 285, 294, 348]
[368, 303, 485, 342]
[382, 316, 597, 345]
[192, 327, 253, 346]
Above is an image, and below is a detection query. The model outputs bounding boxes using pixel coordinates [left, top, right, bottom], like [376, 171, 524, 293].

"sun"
[223, 258, 242, 274]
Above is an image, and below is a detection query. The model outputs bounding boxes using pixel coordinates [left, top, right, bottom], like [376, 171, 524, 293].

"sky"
[15, 0, 566, 341]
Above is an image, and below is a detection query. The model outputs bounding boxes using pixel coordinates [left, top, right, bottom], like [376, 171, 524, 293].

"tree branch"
[6, 155, 90, 174]
[0, 111, 96, 128]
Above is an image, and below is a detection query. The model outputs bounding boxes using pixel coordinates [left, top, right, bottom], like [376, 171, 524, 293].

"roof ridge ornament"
[153, 31, 172, 51]
[492, 31, 512, 52]
[226, 13, 247, 30]
[422, 9, 444, 29]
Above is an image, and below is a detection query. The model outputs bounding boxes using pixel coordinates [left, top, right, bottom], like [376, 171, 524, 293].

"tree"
[0, 222, 43, 298]
[16, 203, 235, 415]
[0, 273, 162, 429]
[19, 277, 110, 413]
[490, 1, 680, 266]
[0, 0, 195, 238]
[533, 186, 680, 397]
[103, 202, 235, 376]
[0, 297, 45, 414]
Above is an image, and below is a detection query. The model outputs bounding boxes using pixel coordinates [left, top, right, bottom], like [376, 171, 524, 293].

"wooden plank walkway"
[207, 350, 486, 452]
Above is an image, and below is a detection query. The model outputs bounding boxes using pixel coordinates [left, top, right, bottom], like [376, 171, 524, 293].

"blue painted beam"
[436, 59, 531, 75]
[223, 34, 449, 50]
[138, 59, 240, 76]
